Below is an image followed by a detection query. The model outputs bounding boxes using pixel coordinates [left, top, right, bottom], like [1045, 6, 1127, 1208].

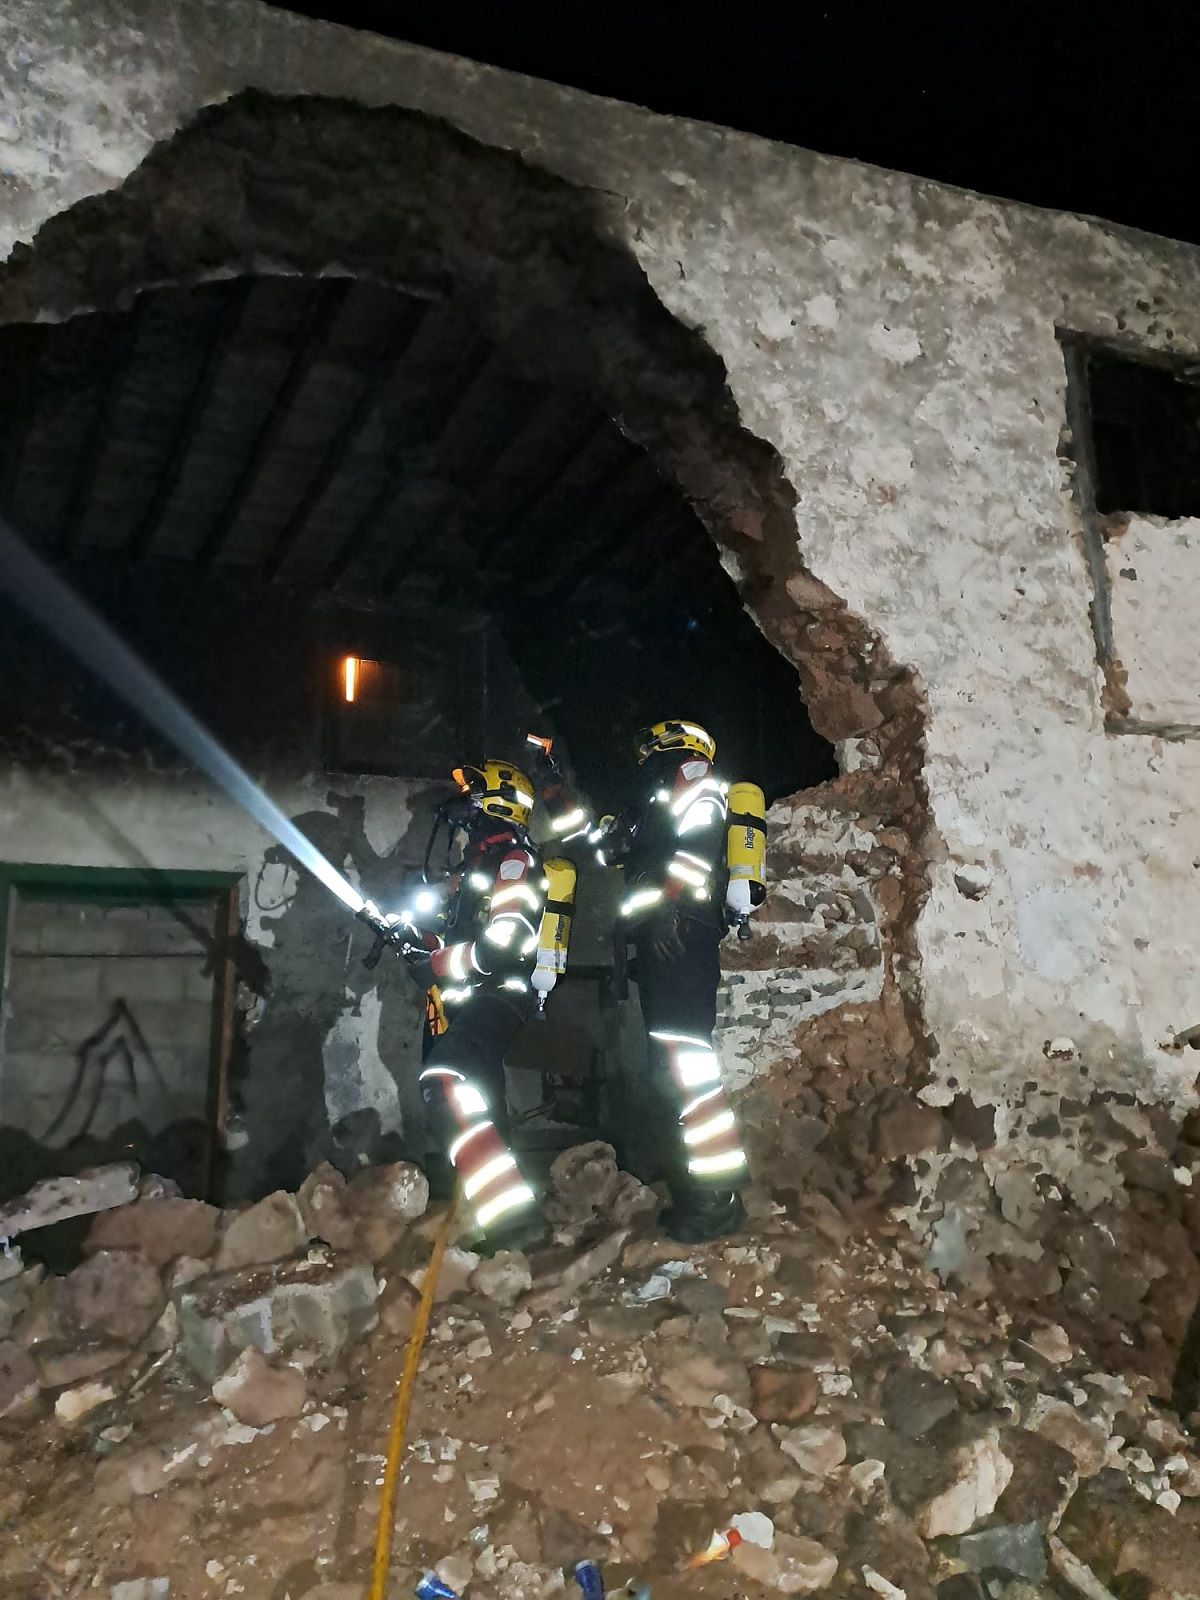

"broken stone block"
[526, 1228, 630, 1312]
[882, 1365, 960, 1438]
[35, 1340, 127, 1388]
[1025, 1323, 1072, 1366]
[212, 1346, 307, 1427]
[346, 1161, 430, 1259]
[470, 1250, 531, 1307]
[435, 1553, 475, 1593]
[407, 1245, 479, 1303]
[110, 1582, 169, 1600]
[544, 1141, 656, 1236]
[297, 1162, 356, 1252]
[0, 1269, 39, 1339]
[774, 1532, 838, 1593]
[915, 1431, 1013, 1538]
[168, 1256, 210, 1290]
[0, 1162, 138, 1240]
[995, 1426, 1078, 1529]
[732, 1540, 781, 1585]
[148, 1300, 179, 1354]
[176, 1257, 378, 1383]
[0, 1339, 39, 1418]
[54, 1380, 115, 1426]
[750, 1365, 819, 1423]
[214, 1191, 307, 1271]
[951, 1523, 1047, 1582]
[85, 1196, 219, 1266]
[54, 1250, 164, 1345]
[776, 1423, 847, 1477]
[1025, 1395, 1108, 1478]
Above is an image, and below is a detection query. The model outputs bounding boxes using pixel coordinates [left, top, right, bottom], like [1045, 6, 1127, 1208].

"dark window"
[1086, 346, 1200, 518]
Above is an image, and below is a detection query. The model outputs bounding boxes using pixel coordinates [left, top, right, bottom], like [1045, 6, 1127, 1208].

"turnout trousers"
[633, 914, 747, 1193]
[417, 989, 536, 1232]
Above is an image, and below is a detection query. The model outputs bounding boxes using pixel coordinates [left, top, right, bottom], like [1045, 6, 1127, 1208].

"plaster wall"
[4, 0, 1200, 1205]
[1105, 513, 1200, 724]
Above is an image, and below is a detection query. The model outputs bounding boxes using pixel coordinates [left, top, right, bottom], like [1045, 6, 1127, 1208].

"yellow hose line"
[368, 1189, 460, 1600]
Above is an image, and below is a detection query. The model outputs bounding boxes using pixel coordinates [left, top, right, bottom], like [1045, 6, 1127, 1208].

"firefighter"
[530, 722, 761, 1243]
[363, 757, 574, 1247]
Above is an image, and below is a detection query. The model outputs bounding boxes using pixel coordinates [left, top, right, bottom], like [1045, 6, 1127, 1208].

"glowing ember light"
[343, 655, 359, 703]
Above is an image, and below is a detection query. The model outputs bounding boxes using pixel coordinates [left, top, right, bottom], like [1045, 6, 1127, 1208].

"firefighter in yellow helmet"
[531, 720, 761, 1243]
[364, 757, 574, 1248]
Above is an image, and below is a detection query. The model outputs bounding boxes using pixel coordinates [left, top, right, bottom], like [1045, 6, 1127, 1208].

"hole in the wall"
[0, 273, 834, 805]
[0, 90, 933, 1199]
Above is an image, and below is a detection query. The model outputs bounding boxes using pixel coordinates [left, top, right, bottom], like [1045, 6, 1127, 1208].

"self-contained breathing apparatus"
[357, 757, 577, 1021]
[592, 721, 768, 943]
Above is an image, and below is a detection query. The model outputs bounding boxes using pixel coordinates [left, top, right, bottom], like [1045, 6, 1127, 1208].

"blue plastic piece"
[416, 1576, 458, 1600]
[574, 1560, 605, 1600]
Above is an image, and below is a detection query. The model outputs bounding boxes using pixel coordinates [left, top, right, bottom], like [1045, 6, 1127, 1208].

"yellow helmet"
[635, 719, 717, 764]
[452, 759, 535, 827]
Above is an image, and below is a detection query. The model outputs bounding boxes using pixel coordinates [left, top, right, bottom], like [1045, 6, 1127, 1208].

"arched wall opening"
[0, 91, 933, 1205]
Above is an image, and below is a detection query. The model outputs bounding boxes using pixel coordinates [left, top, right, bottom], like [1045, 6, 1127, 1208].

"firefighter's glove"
[405, 952, 434, 989]
[593, 813, 632, 867]
[647, 902, 685, 962]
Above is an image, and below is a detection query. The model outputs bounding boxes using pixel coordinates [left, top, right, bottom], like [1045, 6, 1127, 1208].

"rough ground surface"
[2, 1149, 1200, 1600]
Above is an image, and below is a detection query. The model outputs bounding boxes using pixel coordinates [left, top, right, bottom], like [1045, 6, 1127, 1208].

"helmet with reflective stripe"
[635, 719, 717, 764]
[453, 759, 535, 827]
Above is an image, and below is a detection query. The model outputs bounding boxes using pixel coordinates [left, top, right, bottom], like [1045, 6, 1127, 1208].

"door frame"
[0, 862, 241, 1202]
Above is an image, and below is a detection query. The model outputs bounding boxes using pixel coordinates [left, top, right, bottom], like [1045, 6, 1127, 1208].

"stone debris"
[526, 1229, 630, 1312]
[213, 1190, 307, 1271]
[915, 1431, 1013, 1538]
[54, 1378, 116, 1425]
[776, 1423, 847, 1477]
[177, 1258, 378, 1381]
[0, 1162, 139, 1239]
[543, 1142, 658, 1241]
[952, 1520, 1047, 1582]
[211, 1346, 307, 1427]
[85, 1196, 220, 1266]
[0, 1145, 1197, 1600]
[1025, 1395, 1110, 1478]
[862, 1568, 906, 1599]
[469, 1250, 532, 1308]
[54, 1249, 165, 1344]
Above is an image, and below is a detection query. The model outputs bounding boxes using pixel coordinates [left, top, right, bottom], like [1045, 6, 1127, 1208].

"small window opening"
[324, 628, 484, 779]
[1084, 345, 1200, 518]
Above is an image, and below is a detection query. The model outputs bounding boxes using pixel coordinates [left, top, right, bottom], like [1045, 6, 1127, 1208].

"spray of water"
[0, 515, 368, 916]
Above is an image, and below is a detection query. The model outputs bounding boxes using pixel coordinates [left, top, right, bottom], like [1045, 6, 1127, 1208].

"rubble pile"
[2, 1146, 1200, 1600]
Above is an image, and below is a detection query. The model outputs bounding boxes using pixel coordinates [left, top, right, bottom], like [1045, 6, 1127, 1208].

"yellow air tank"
[726, 782, 767, 913]
[532, 856, 577, 1007]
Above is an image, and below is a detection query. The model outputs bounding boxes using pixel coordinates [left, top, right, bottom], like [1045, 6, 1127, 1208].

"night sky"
[273, 1, 1200, 245]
